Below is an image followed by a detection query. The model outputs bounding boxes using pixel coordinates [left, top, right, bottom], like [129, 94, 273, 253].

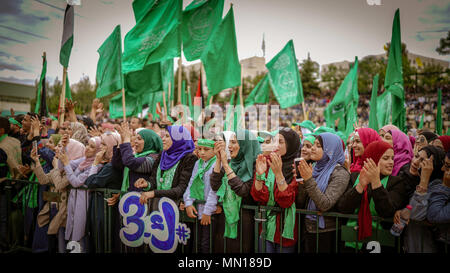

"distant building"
[320, 52, 450, 77]
[0, 81, 35, 116]
[184, 56, 267, 98]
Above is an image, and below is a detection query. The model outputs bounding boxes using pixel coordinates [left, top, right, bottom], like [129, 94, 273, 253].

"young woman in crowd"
[251, 128, 300, 253]
[350, 128, 381, 174]
[432, 135, 450, 153]
[183, 138, 219, 253]
[210, 129, 261, 253]
[427, 151, 450, 251]
[137, 125, 197, 210]
[381, 129, 414, 176]
[84, 132, 122, 253]
[296, 132, 350, 253]
[58, 136, 101, 253]
[403, 145, 445, 253]
[111, 123, 162, 198]
[338, 140, 407, 252]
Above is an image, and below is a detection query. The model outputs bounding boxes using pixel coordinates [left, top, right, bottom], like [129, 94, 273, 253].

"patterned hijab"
[78, 137, 101, 171]
[70, 121, 89, 145]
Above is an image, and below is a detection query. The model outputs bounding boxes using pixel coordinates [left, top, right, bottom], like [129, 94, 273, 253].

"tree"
[357, 56, 386, 93]
[436, 30, 450, 55]
[320, 64, 348, 92]
[299, 53, 320, 95]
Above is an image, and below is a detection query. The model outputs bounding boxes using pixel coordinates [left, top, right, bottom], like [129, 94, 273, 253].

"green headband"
[197, 139, 215, 148]
[9, 118, 22, 128]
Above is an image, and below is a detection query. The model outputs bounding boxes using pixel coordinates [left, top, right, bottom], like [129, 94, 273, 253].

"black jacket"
[337, 172, 408, 218]
[148, 153, 197, 201]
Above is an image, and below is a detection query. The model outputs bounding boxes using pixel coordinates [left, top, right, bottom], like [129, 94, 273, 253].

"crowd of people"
[0, 97, 449, 254]
[279, 91, 449, 133]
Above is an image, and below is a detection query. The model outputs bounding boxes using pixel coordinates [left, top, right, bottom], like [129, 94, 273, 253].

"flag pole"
[162, 89, 168, 122]
[168, 81, 172, 111]
[59, 66, 68, 126]
[302, 101, 307, 120]
[177, 47, 182, 105]
[121, 88, 126, 122]
[239, 63, 244, 127]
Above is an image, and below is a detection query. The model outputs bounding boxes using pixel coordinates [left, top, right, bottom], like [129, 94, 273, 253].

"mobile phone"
[294, 157, 304, 182]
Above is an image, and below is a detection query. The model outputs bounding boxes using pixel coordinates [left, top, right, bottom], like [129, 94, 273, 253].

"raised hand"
[255, 154, 267, 176]
[93, 147, 107, 166]
[61, 134, 70, 147]
[30, 146, 40, 164]
[88, 126, 101, 137]
[298, 158, 313, 181]
[420, 155, 434, 180]
[269, 152, 283, 176]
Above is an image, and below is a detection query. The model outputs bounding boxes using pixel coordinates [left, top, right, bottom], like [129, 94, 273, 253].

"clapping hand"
[268, 152, 283, 176]
[297, 158, 313, 181]
[255, 154, 267, 176]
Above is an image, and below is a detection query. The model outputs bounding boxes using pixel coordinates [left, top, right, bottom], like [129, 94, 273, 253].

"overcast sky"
[0, 0, 449, 86]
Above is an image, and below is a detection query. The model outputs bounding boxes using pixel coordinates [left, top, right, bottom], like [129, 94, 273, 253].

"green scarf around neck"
[190, 156, 216, 201]
[156, 160, 180, 190]
[265, 168, 296, 242]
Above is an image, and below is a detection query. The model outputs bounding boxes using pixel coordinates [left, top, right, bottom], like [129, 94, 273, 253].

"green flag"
[109, 91, 141, 119]
[65, 73, 72, 101]
[385, 9, 405, 132]
[436, 88, 442, 135]
[266, 40, 304, 109]
[132, 0, 156, 23]
[122, 0, 181, 73]
[245, 74, 270, 107]
[201, 6, 241, 96]
[96, 25, 124, 98]
[418, 113, 424, 129]
[182, 0, 224, 61]
[377, 90, 392, 127]
[368, 74, 379, 131]
[324, 57, 359, 133]
[59, 4, 74, 68]
[35, 54, 47, 114]
[124, 62, 164, 95]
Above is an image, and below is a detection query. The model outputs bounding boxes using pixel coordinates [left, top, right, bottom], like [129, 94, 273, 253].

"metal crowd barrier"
[1, 179, 448, 254]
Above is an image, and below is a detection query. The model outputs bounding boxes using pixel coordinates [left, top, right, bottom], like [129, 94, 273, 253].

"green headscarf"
[138, 129, 163, 153]
[302, 134, 316, 145]
[216, 129, 261, 238]
[121, 129, 162, 194]
[313, 126, 336, 135]
[297, 120, 316, 132]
